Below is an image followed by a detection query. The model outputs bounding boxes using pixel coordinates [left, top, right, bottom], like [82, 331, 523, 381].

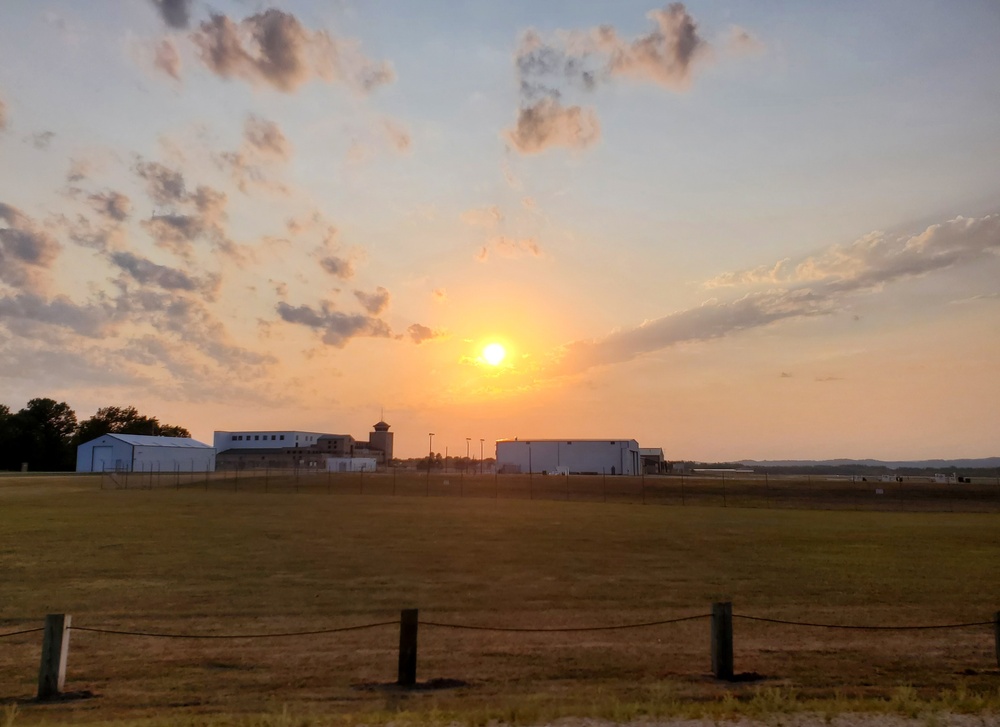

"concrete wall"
[496, 440, 641, 475]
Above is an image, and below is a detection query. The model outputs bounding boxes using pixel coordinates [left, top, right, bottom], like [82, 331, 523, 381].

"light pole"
[466, 437, 471, 466]
[480, 439, 484, 474]
[427, 433, 434, 494]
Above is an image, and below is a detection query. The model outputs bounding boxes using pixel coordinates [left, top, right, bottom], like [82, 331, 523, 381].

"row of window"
[231, 434, 286, 441]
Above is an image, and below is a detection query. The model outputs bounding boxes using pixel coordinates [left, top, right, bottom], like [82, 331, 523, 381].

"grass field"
[1, 475, 999, 725]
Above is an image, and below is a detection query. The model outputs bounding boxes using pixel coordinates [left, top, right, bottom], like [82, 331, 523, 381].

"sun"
[482, 342, 506, 366]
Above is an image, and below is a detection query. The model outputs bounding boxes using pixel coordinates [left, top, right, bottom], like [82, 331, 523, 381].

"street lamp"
[428, 433, 434, 460]
[466, 437, 471, 461]
[427, 433, 434, 492]
[480, 439, 484, 474]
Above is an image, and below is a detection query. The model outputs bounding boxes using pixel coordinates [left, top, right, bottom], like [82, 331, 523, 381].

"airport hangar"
[76, 434, 216, 472]
[496, 439, 643, 475]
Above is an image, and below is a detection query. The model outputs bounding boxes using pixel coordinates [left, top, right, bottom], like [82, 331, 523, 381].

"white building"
[76, 434, 216, 473]
[213, 430, 328, 450]
[326, 457, 377, 472]
[496, 439, 641, 475]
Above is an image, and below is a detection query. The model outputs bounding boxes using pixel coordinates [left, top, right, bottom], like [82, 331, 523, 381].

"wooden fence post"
[711, 602, 734, 680]
[994, 611, 999, 669]
[398, 608, 419, 686]
[37, 613, 71, 700]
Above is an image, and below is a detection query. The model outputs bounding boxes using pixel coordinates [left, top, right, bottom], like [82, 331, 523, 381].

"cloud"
[153, 38, 182, 81]
[31, 131, 55, 150]
[319, 255, 354, 279]
[382, 119, 411, 152]
[134, 159, 239, 259]
[506, 4, 757, 154]
[88, 191, 131, 222]
[217, 115, 292, 194]
[0, 292, 112, 337]
[276, 300, 392, 347]
[243, 114, 291, 159]
[134, 159, 187, 206]
[407, 323, 443, 344]
[190, 9, 394, 93]
[354, 286, 390, 314]
[0, 203, 61, 292]
[476, 235, 542, 261]
[108, 251, 206, 293]
[151, 0, 192, 29]
[553, 215, 1000, 376]
[725, 25, 765, 56]
[432, 288, 447, 302]
[505, 98, 600, 154]
[462, 205, 503, 228]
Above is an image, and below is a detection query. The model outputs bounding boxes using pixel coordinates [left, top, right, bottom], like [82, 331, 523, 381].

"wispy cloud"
[354, 286, 390, 314]
[553, 215, 1000, 376]
[476, 236, 542, 262]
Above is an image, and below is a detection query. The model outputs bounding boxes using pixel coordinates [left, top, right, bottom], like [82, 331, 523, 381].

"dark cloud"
[0, 203, 61, 292]
[554, 215, 1000, 376]
[319, 255, 354, 279]
[31, 131, 55, 149]
[407, 323, 442, 344]
[276, 301, 392, 347]
[134, 160, 187, 206]
[0, 292, 111, 337]
[353, 286, 389, 314]
[88, 191, 131, 222]
[505, 98, 599, 154]
[506, 4, 753, 154]
[109, 251, 202, 292]
[190, 9, 394, 93]
[151, 0, 192, 29]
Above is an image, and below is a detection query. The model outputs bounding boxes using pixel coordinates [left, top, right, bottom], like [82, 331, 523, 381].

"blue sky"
[1, 1, 998, 459]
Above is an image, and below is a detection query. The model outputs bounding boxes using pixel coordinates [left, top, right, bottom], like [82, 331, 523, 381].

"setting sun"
[483, 343, 506, 366]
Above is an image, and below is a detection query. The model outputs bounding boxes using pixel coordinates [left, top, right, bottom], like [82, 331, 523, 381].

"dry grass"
[1, 476, 998, 725]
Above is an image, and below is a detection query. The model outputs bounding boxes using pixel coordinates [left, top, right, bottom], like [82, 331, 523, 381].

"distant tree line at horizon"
[0, 399, 190, 472]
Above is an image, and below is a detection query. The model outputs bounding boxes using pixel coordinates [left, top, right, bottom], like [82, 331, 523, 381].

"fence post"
[37, 613, 71, 700]
[398, 608, 419, 686]
[711, 602, 734, 680]
[994, 611, 999, 669]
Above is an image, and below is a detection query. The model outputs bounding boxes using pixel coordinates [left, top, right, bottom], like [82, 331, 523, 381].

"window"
[238, 435, 243, 441]
[255, 435, 259, 440]
[271, 435, 276, 440]
[231, 435, 236, 441]
[280, 435, 285, 440]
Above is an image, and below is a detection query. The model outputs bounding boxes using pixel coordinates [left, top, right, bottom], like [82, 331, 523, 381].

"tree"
[9, 398, 78, 471]
[76, 406, 190, 443]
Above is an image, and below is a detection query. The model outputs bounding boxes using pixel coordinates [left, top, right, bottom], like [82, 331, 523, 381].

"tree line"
[0, 399, 190, 472]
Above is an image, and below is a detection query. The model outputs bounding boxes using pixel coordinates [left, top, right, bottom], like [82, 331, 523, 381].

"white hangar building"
[496, 439, 641, 476]
[76, 434, 216, 473]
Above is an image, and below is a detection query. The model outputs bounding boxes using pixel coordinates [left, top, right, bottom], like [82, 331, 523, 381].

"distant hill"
[738, 457, 1000, 470]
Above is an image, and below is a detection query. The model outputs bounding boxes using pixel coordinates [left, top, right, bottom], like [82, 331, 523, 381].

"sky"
[0, 0, 998, 461]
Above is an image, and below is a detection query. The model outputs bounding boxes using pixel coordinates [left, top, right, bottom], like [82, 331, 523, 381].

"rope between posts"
[0, 627, 45, 639]
[68, 620, 398, 640]
[421, 613, 709, 633]
[733, 615, 995, 630]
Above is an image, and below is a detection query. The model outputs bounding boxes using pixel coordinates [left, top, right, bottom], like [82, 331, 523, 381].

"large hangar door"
[91, 446, 114, 472]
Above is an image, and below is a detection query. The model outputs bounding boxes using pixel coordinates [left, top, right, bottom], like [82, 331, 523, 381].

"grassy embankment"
[1, 475, 998, 725]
